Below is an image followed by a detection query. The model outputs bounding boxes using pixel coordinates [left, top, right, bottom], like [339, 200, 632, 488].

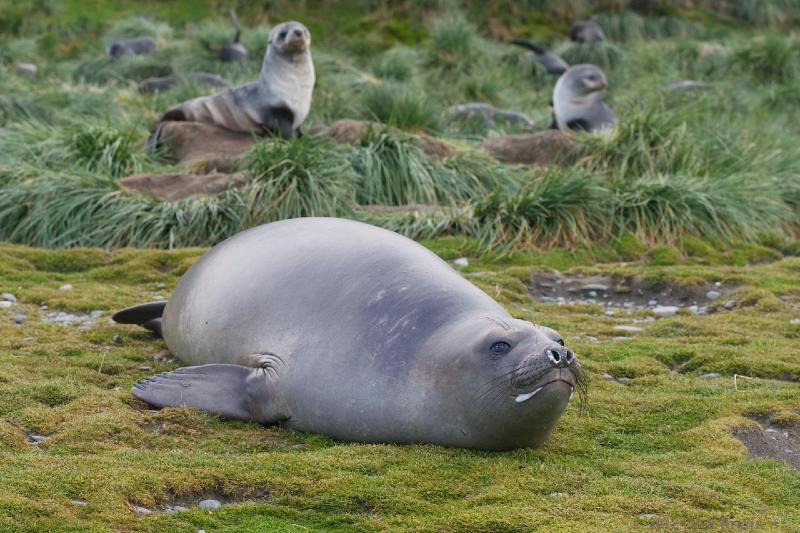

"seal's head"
[269, 21, 311, 55]
[419, 315, 585, 450]
[557, 64, 608, 99]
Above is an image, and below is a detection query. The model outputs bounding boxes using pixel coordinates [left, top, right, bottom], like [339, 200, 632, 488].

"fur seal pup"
[511, 39, 569, 75]
[147, 20, 314, 147]
[113, 218, 585, 451]
[553, 64, 616, 132]
[106, 37, 156, 59]
[138, 73, 229, 94]
[451, 102, 535, 129]
[215, 9, 248, 62]
[569, 21, 605, 43]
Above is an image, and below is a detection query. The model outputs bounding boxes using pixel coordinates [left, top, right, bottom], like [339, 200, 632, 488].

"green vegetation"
[0, 1, 799, 531]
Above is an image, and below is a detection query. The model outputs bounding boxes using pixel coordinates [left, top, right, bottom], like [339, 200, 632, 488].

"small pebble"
[705, 290, 721, 301]
[138, 366, 152, 372]
[152, 295, 166, 301]
[556, 297, 566, 305]
[585, 335, 598, 342]
[14, 315, 28, 324]
[699, 372, 721, 379]
[723, 300, 736, 310]
[28, 434, 46, 443]
[688, 305, 698, 314]
[173, 505, 188, 512]
[58, 284, 73, 291]
[15, 63, 37, 78]
[112, 335, 122, 344]
[715, 281, 722, 287]
[613, 325, 642, 333]
[652, 305, 678, 317]
[616, 377, 632, 384]
[790, 318, 800, 325]
[2, 292, 16, 302]
[153, 352, 166, 362]
[601, 373, 614, 380]
[581, 283, 609, 292]
[70, 499, 87, 506]
[0, 301, 11, 309]
[452, 257, 469, 267]
[588, 290, 597, 298]
[198, 499, 221, 509]
[603, 310, 615, 317]
[647, 299, 657, 307]
[133, 505, 151, 516]
[155, 282, 166, 289]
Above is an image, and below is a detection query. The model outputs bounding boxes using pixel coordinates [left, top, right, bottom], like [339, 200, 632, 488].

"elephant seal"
[553, 64, 616, 132]
[147, 20, 314, 148]
[106, 36, 156, 59]
[113, 218, 585, 450]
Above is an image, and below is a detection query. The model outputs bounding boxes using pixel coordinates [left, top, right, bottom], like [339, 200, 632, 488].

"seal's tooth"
[514, 386, 543, 403]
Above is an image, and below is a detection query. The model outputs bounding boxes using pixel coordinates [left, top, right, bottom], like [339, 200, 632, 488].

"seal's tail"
[113, 301, 166, 336]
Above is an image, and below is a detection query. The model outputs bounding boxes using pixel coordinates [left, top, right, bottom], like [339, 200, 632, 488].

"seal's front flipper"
[113, 301, 166, 336]
[132, 364, 288, 424]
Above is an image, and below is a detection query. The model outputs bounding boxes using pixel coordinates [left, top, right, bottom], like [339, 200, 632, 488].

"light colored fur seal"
[553, 64, 616, 132]
[113, 218, 585, 451]
[148, 21, 314, 146]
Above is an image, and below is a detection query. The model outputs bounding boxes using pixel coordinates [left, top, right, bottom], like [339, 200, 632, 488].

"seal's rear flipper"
[113, 301, 166, 336]
[133, 365, 287, 423]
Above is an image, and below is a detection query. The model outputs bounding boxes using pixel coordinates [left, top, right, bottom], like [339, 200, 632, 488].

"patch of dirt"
[733, 414, 800, 471]
[527, 272, 733, 312]
[476, 130, 577, 166]
[131, 487, 269, 515]
[118, 171, 247, 202]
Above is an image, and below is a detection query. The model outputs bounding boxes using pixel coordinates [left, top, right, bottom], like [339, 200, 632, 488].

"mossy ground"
[1, 240, 798, 532]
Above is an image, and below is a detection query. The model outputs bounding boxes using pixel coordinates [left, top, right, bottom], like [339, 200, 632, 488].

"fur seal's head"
[557, 64, 608, 99]
[269, 21, 311, 55]
[420, 315, 586, 449]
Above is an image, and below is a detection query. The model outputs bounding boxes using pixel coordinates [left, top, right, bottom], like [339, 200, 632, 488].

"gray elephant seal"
[553, 64, 616, 132]
[113, 218, 585, 450]
[570, 21, 605, 43]
[106, 37, 156, 59]
[148, 21, 314, 147]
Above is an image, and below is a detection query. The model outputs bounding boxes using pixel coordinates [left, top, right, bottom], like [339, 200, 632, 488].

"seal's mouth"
[284, 36, 309, 53]
[513, 369, 576, 403]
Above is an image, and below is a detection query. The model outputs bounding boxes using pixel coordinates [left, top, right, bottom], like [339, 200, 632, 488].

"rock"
[699, 372, 721, 379]
[2, 292, 17, 302]
[688, 305, 698, 314]
[647, 299, 658, 307]
[156, 122, 255, 174]
[616, 377, 632, 384]
[601, 373, 614, 380]
[59, 284, 73, 291]
[791, 318, 800, 325]
[70, 499, 87, 506]
[581, 283, 609, 292]
[198, 499, 221, 509]
[612, 336, 631, 341]
[585, 336, 598, 342]
[723, 300, 736, 310]
[155, 282, 166, 289]
[89, 310, 104, 318]
[138, 366, 152, 372]
[638, 513, 658, 520]
[476, 130, 576, 166]
[705, 290, 721, 301]
[652, 306, 678, 317]
[613, 325, 642, 332]
[173, 505, 188, 512]
[112, 335, 122, 344]
[153, 352, 167, 362]
[119, 171, 248, 202]
[28, 434, 46, 443]
[16, 63, 38, 78]
[132, 505, 152, 516]
[14, 315, 28, 324]
[452, 257, 469, 267]
[0, 301, 11, 309]
[152, 295, 166, 301]
[548, 492, 567, 497]
[556, 297, 566, 305]
[603, 310, 615, 317]
[139, 72, 229, 94]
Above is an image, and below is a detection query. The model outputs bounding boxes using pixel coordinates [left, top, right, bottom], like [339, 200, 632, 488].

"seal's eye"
[279, 31, 287, 40]
[557, 338, 565, 346]
[490, 341, 511, 355]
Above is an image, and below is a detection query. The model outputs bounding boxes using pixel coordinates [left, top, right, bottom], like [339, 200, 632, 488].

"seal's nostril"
[547, 348, 561, 365]
[294, 29, 303, 37]
[565, 349, 574, 365]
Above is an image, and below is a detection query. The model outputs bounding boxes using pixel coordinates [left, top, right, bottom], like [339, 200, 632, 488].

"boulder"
[156, 122, 255, 174]
[476, 130, 576, 166]
[118, 172, 247, 202]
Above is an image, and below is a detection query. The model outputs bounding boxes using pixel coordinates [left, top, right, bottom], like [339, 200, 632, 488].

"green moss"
[647, 246, 683, 266]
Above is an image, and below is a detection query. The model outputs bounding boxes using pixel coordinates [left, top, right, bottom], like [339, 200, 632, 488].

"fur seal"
[569, 21, 605, 43]
[511, 39, 569, 75]
[148, 21, 314, 147]
[113, 218, 585, 450]
[138, 72, 229, 94]
[553, 64, 616, 132]
[106, 37, 156, 59]
[451, 102, 535, 129]
[216, 9, 248, 62]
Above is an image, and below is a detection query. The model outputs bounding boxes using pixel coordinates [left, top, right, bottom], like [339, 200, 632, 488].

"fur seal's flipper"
[264, 106, 295, 139]
[511, 38, 569, 75]
[230, 9, 242, 44]
[113, 301, 166, 329]
[133, 364, 288, 423]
